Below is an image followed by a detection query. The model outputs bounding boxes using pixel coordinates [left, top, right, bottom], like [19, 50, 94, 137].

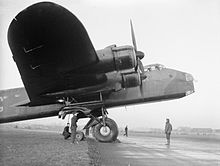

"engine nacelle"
[94, 45, 137, 73]
[112, 46, 137, 71]
[121, 72, 141, 88]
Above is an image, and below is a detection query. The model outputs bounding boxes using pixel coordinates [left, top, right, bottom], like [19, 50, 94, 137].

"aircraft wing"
[8, 2, 105, 105]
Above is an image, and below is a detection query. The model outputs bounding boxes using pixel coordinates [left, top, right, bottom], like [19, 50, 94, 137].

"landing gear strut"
[86, 93, 119, 142]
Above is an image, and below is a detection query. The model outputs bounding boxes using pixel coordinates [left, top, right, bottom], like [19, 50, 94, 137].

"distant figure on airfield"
[62, 123, 71, 139]
[71, 113, 79, 144]
[165, 118, 172, 145]
[124, 125, 128, 137]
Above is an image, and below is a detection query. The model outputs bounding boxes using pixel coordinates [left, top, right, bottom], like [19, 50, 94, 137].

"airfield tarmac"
[0, 128, 219, 166]
[89, 133, 220, 166]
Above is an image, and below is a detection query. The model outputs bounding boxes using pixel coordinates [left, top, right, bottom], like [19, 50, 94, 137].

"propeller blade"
[130, 20, 146, 97]
[137, 58, 145, 74]
[130, 20, 145, 58]
[138, 58, 146, 97]
[138, 70, 145, 97]
[130, 19, 137, 52]
[140, 82, 144, 97]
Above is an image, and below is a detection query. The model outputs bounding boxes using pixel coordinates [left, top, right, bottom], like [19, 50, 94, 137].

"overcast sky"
[1, 0, 220, 129]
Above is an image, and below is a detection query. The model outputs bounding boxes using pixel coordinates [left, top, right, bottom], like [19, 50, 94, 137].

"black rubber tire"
[93, 118, 118, 142]
[76, 131, 84, 141]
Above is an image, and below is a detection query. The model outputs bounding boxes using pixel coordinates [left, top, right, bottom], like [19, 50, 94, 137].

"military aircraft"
[0, 2, 194, 142]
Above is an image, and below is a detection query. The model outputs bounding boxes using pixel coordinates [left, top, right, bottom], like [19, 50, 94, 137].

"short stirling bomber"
[0, 2, 194, 142]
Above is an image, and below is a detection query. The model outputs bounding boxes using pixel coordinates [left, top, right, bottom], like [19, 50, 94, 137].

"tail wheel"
[93, 118, 118, 142]
[76, 131, 84, 141]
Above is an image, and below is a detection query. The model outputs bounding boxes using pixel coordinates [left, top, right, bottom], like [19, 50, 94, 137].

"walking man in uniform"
[165, 118, 172, 145]
[71, 113, 78, 144]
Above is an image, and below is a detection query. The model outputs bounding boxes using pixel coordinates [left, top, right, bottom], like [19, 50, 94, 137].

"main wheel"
[93, 118, 118, 142]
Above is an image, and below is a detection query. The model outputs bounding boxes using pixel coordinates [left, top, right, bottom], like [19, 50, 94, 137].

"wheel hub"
[100, 126, 111, 136]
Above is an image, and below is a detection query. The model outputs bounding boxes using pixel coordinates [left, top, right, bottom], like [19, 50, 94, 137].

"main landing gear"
[84, 104, 119, 142]
[58, 95, 119, 143]
[92, 117, 118, 142]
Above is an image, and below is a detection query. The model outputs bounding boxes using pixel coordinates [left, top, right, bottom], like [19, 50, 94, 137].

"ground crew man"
[124, 125, 128, 137]
[62, 123, 71, 139]
[165, 118, 172, 145]
[71, 113, 78, 144]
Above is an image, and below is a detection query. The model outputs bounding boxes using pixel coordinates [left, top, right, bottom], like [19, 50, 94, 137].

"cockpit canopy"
[144, 64, 165, 72]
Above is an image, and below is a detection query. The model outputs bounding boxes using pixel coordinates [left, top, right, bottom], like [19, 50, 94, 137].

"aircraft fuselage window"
[144, 64, 164, 72]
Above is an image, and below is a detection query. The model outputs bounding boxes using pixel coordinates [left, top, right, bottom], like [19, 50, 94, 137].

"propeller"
[130, 20, 146, 96]
[130, 20, 145, 74]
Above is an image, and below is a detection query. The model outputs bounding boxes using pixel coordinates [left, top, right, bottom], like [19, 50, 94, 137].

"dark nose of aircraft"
[164, 70, 195, 97]
[185, 73, 195, 95]
[184, 72, 195, 96]
[175, 71, 195, 96]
